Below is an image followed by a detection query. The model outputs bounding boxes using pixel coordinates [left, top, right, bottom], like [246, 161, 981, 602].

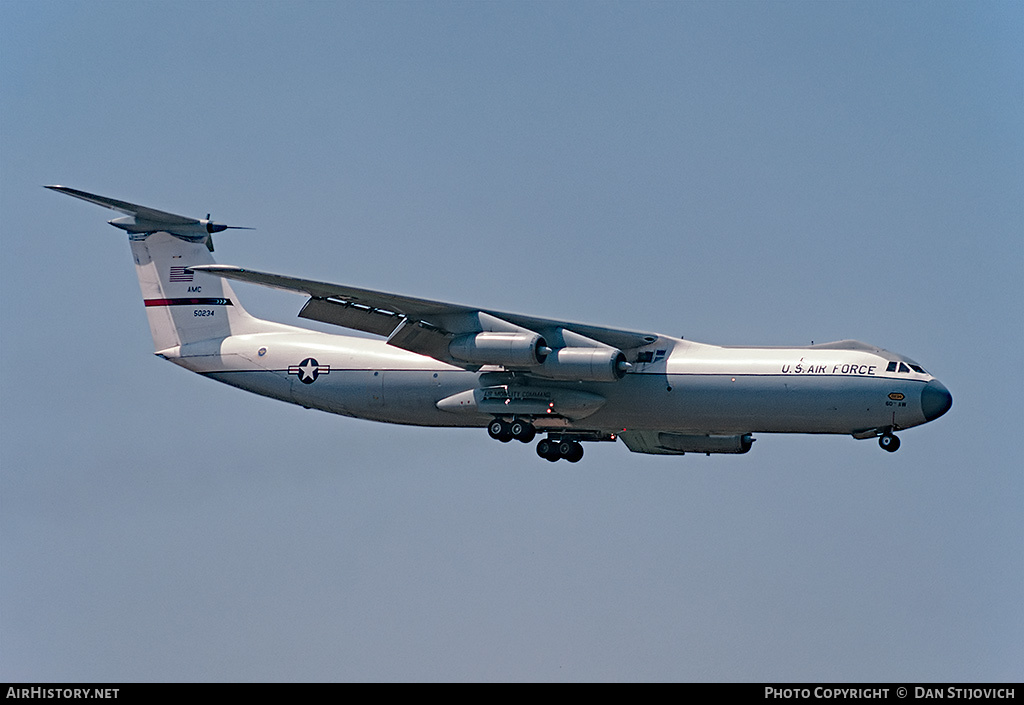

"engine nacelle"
[449, 331, 549, 367]
[533, 346, 629, 383]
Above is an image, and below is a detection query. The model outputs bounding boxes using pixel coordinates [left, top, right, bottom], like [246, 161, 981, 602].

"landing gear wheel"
[879, 433, 901, 453]
[488, 419, 513, 443]
[563, 441, 584, 463]
[510, 419, 536, 444]
[537, 438, 560, 462]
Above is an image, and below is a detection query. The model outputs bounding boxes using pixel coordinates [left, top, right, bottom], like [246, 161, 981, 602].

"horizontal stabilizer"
[46, 186, 251, 239]
[46, 186, 198, 224]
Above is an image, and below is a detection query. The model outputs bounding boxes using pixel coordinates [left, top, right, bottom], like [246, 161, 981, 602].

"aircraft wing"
[191, 264, 661, 369]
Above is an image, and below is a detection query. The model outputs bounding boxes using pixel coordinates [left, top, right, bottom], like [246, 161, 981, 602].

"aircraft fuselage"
[161, 329, 947, 438]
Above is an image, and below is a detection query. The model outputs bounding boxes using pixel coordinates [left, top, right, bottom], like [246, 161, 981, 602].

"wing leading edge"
[190, 264, 661, 375]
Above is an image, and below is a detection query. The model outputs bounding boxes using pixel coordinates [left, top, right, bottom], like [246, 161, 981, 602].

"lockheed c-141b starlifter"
[49, 186, 952, 462]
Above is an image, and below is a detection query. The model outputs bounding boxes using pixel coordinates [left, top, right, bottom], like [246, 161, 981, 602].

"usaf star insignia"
[288, 357, 330, 384]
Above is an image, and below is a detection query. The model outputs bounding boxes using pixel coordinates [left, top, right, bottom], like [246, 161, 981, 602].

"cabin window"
[887, 362, 898, 372]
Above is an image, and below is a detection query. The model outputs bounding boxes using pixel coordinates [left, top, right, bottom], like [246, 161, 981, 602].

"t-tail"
[47, 186, 272, 353]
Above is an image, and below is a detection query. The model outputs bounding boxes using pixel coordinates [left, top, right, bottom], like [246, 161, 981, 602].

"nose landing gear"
[879, 432, 901, 452]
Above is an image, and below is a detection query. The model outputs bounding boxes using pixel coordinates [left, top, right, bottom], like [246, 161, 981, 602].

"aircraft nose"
[921, 380, 953, 422]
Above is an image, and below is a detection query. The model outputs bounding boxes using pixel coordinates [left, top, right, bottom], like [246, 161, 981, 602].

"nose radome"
[921, 380, 953, 422]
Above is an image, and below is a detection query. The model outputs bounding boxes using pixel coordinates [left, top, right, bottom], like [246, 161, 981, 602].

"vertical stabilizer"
[130, 231, 263, 351]
[47, 186, 273, 353]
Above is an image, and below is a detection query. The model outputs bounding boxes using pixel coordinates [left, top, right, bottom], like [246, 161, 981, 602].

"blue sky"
[2, 0, 1021, 681]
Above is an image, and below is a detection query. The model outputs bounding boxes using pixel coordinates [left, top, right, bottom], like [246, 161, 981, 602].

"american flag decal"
[169, 266, 194, 282]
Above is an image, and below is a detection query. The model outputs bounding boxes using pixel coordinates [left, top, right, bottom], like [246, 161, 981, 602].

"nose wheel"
[879, 432, 901, 452]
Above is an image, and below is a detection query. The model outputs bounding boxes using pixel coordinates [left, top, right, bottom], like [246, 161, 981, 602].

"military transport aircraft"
[49, 186, 951, 462]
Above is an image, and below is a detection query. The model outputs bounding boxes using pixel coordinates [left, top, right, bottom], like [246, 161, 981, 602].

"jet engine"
[449, 331, 550, 367]
[533, 346, 630, 383]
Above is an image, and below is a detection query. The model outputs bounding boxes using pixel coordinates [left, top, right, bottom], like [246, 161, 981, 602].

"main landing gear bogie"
[536, 438, 584, 463]
[488, 417, 585, 462]
[487, 418, 536, 444]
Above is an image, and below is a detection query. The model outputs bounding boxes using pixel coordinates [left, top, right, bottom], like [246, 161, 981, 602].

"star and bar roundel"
[288, 358, 330, 384]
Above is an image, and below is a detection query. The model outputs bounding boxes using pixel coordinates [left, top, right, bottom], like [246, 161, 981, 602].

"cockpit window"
[887, 360, 928, 374]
